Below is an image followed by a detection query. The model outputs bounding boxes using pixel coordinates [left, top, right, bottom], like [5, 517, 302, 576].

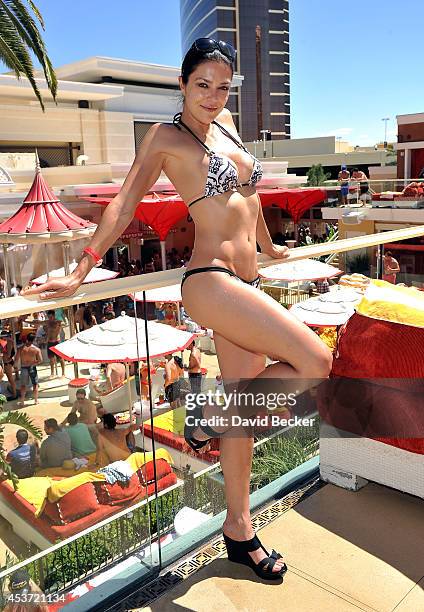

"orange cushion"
[42, 501, 63, 526]
[138, 459, 171, 485]
[48, 482, 99, 525]
[96, 473, 140, 506]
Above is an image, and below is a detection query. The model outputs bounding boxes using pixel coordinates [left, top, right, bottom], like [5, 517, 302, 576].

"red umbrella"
[83, 193, 186, 241]
[83, 193, 188, 270]
[132, 193, 187, 241]
[258, 188, 326, 223]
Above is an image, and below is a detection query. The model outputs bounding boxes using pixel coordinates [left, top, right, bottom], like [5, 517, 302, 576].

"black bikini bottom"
[181, 266, 261, 291]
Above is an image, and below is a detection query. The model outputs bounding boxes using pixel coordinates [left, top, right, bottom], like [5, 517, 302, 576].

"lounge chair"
[98, 376, 137, 414]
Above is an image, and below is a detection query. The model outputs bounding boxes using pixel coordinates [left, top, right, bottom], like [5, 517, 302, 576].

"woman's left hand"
[263, 244, 291, 260]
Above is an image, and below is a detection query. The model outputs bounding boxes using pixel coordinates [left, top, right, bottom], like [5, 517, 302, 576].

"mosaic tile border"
[107, 477, 323, 611]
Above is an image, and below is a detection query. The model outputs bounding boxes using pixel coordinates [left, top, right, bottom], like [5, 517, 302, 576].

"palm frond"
[28, 0, 44, 28]
[0, 410, 42, 438]
[2, 0, 57, 98]
[0, 0, 57, 109]
[0, 32, 22, 77]
[1, 549, 18, 572]
[0, 449, 19, 489]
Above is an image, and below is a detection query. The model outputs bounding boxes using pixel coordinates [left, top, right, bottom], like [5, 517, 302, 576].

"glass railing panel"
[0, 226, 423, 606]
[0, 289, 160, 605]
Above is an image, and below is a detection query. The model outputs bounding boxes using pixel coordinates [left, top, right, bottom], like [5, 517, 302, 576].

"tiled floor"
[132, 481, 424, 612]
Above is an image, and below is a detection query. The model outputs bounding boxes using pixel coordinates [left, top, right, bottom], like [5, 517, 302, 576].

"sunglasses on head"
[192, 38, 237, 63]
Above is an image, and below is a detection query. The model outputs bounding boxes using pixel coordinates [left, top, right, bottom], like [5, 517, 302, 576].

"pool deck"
[120, 481, 424, 612]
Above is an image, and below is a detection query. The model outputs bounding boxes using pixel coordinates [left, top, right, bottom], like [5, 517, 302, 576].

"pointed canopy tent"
[83, 193, 188, 271]
[258, 188, 326, 224]
[0, 162, 96, 244]
[0, 157, 97, 376]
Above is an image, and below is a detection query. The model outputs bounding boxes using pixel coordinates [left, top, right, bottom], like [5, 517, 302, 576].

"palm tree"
[0, 396, 42, 490]
[0, 0, 57, 110]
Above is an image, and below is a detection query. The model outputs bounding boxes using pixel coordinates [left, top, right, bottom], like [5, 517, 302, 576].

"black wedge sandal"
[184, 403, 223, 453]
[223, 532, 287, 580]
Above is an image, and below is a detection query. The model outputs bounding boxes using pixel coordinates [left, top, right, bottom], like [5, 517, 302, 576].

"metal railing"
[1, 226, 423, 319]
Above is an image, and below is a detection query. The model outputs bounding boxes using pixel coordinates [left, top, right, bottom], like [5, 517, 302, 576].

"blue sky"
[3, 0, 422, 145]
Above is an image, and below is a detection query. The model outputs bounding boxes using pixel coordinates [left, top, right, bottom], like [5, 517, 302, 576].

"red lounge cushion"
[332, 313, 424, 383]
[146, 472, 177, 497]
[138, 459, 171, 485]
[143, 424, 220, 463]
[57, 482, 99, 524]
[95, 473, 140, 506]
[42, 501, 63, 526]
[373, 437, 424, 454]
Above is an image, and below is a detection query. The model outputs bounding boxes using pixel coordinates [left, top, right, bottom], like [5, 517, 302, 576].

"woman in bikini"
[23, 38, 332, 580]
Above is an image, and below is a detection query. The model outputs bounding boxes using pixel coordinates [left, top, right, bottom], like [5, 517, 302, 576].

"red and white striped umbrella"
[131, 283, 182, 303]
[52, 313, 195, 363]
[260, 258, 342, 282]
[31, 262, 118, 285]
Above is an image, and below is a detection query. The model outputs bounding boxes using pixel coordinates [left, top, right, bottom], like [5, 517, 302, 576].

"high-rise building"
[180, 0, 290, 141]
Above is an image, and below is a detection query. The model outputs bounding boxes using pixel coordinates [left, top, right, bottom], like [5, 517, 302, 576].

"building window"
[218, 10, 236, 28]
[0, 143, 74, 167]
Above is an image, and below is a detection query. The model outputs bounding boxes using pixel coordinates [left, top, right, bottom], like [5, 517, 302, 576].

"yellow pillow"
[6, 477, 55, 517]
[151, 406, 186, 435]
[125, 448, 174, 471]
[356, 280, 424, 328]
[48, 471, 106, 503]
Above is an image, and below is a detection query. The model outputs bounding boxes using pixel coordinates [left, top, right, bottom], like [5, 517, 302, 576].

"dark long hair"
[173, 355, 184, 370]
[181, 46, 234, 85]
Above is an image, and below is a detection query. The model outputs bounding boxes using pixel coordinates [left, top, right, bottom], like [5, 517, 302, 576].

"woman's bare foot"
[222, 518, 286, 574]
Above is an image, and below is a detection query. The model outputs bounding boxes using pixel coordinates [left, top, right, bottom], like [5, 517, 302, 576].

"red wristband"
[83, 246, 102, 264]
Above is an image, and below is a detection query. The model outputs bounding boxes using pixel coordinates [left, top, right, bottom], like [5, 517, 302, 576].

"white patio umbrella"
[260, 258, 343, 302]
[51, 313, 196, 419]
[31, 261, 119, 285]
[289, 286, 360, 327]
[131, 283, 182, 304]
[259, 258, 342, 282]
[131, 283, 182, 324]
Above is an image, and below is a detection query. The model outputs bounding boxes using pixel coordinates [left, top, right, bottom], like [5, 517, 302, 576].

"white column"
[160, 240, 167, 271]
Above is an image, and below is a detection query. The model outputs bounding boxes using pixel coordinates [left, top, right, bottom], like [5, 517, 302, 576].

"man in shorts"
[43, 310, 65, 377]
[17, 333, 42, 406]
[164, 354, 184, 408]
[338, 164, 350, 206]
[188, 341, 202, 395]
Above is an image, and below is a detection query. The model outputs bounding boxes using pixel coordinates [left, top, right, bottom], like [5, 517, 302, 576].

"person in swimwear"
[23, 38, 332, 580]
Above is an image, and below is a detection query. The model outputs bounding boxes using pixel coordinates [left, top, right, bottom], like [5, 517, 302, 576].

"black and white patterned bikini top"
[173, 113, 263, 208]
